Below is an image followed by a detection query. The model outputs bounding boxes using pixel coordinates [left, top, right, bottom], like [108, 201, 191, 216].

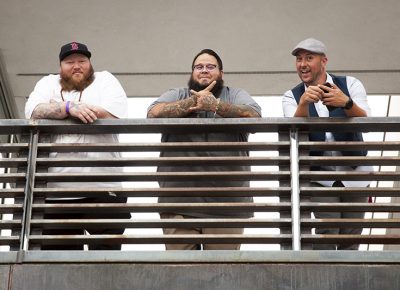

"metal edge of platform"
[1, 250, 400, 264]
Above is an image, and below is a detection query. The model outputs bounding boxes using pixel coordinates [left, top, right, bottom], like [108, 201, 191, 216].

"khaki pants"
[161, 213, 244, 250]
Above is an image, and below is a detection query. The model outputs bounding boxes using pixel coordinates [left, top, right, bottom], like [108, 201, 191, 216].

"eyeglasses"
[192, 64, 218, 72]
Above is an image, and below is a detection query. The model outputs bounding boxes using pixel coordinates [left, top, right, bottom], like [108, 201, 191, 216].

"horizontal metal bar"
[29, 234, 292, 245]
[28, 171, 400, 183]
[0, 173, 25, 182]
[302, 218, 400, 228]
[301, 202, 400, 212]
[0, 204, 23, 214]
[32, 187, 291, 198]
[0, 143, 29, 153]
[300, 156, 400, 166]
[0, 236, 20, 245]
[300, 141, 400, 151]
[8, 250, 400, 264]
[0, 158, 27, 167]
[0, 220, 21, 229]
[30, 218, 291, 229]
[32, 202, 291, 213]
[0, 188, 25, 198]
[34, 171, 290, 182]
[28, 234, 400, 246]
[27, 218, 400, 230]
[300, 171, 400, 181]
[2, 117, 400, 134]
[7, 156, 399, 168]
[30, 202, 400, 213]
[37, 142, 290, 152]
[31, 171, 400, 182]
[35, 156, 289, 167]
[302, 234, 400, 244]
[28, 186, 397, 199]
[25, 218, 400, 229]
[29, 141, 400, 152]
[300, 187, 400, 197]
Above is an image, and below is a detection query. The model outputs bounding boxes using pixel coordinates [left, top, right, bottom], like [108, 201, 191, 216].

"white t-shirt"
[25, 71, 128, 191]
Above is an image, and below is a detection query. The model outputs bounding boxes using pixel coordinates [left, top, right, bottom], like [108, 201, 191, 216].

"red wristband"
[65, 101, 70, 114]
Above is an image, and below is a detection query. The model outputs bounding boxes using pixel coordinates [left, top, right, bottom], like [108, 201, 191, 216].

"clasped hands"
[188, 80, 219, 113]
[51, 99, 101, 123]
[300, 83, 348, 108]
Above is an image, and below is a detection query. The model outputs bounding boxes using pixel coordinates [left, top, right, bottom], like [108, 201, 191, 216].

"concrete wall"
[0, 265, 9, 290]
[2, 263, 400, 290]
[1, 0, 400, 117]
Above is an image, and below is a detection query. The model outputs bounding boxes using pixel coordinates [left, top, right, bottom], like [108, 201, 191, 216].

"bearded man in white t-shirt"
[25, 42, 130, 250]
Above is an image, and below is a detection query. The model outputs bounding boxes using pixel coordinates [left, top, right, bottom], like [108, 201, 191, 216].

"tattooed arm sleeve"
[30, 101, 68, 120]
[215, 101, 261, 118]
[147, 96, 197, 118]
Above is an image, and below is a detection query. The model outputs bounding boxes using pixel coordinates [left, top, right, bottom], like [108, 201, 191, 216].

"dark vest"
[291, 74, 367, 157]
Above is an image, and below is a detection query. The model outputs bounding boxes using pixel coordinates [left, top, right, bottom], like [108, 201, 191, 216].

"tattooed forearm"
[147, 96, 197, 118]
[196, 95, 218, 112]
[69, 102, 81, 111]
[216, 102, 260, 118]
[31, 102, 67, 120]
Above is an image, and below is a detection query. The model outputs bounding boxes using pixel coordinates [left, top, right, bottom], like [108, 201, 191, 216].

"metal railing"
[0, 117, 400, 253]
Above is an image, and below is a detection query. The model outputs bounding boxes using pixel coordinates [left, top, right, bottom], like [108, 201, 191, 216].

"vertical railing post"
[0, 135, 13, 222]
[19, 130, 39, 252]
[290, 128, 301, 251]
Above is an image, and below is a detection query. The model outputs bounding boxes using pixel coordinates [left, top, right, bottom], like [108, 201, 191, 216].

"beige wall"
[1, 0, 400, 117]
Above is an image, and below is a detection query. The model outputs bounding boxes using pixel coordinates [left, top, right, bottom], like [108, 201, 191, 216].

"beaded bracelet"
[65, 101, 71, 114]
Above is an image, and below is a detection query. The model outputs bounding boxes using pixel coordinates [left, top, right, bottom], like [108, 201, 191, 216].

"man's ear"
[321, 55, 328, 66]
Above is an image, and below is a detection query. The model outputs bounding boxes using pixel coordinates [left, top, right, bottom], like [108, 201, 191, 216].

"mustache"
[60, 65, 94, 91]
[188, 76, 224, 97]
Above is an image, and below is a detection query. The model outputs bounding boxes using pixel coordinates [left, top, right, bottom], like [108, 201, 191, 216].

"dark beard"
[188, 76, 224, 98]
[60, 65, 94, 92]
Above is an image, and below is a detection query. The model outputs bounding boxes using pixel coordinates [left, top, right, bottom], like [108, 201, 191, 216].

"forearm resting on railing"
[31, 101, 117, 123]
[147, 97, 197, 118]
[31, 101, 68, 120]
[216, 102, 260, 118]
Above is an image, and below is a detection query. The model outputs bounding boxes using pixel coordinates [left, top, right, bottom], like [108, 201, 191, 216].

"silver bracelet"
[213, 98, 221, 118]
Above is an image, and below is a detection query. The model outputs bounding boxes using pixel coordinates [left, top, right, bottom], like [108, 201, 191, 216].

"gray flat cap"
[291, 38, 327, 56]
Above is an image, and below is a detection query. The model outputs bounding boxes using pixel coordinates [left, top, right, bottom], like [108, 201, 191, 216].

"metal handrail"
[0, 117, 399, 252]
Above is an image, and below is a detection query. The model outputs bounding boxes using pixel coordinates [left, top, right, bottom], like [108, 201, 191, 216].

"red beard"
[60, 65, 94, 91]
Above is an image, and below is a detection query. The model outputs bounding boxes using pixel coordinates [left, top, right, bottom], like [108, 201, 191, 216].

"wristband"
[65, 101, 71, 114]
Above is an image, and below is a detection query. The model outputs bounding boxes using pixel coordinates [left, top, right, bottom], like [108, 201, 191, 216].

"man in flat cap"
[282, 38, 373, 250]
[25, 42, 130, 250]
